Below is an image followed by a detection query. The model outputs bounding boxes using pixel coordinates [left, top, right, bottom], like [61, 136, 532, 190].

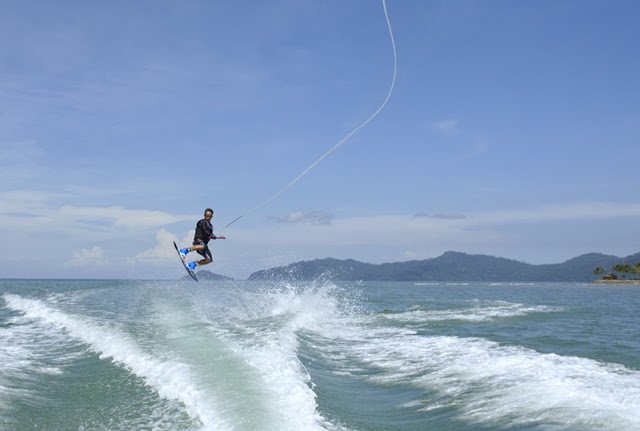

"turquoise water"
[1, 279, 639, 430]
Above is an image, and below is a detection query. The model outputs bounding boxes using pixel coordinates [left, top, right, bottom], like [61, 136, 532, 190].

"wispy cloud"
[421, 202, 640, 228]
[269, 210, 333, 225]
[58, 206, 192, 230]
[474, 202, 640, 225]
[414, 212, 467, 220]
[235, 202, 640, 251]
[430, 120, 490, 158]
[0, 191, 193, 236]
[433, 119, 459, 132]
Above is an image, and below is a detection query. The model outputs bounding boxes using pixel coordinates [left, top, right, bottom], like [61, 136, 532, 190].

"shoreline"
[594, 279, 640, 284]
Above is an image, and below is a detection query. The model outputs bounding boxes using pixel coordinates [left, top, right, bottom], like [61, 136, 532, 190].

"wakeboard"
[173, 241, 198, 282]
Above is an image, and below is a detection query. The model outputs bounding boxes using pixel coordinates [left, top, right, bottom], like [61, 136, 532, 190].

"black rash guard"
[192, 218, 215, 261]
[194, 218, 215, 245]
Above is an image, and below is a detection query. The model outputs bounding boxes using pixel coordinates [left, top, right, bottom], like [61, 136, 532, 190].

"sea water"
[1, 279, 639, 430]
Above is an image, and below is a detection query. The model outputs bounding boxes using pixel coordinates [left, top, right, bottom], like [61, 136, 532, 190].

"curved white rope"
[221, 0, 397, 232]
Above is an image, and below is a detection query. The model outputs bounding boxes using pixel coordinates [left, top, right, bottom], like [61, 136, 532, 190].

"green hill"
[248, 251, 639, 282]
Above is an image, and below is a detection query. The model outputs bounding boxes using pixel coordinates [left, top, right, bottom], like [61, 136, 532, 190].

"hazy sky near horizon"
[1, 0, 639, 279]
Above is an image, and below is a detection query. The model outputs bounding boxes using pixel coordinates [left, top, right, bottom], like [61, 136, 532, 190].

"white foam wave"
[0, 311, 87, 414]
[207, 283, 348, 431]
[317, 323, 640, 430]
[152, 299, 289, 431]
[381, 301, 561, 323]
[3, 294, 229, 431]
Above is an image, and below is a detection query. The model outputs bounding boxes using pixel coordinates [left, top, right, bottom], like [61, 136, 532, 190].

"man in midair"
[179, 208, 226, 270]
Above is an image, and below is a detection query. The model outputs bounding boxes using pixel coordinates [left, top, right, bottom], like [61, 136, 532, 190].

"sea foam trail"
[152, 299, 285, 431]
[320, 322, 640, 430]
[199, 284, 348, 431]
[0, 313, 82, 415]
[3, 294, 229, 431]
[380, 301, 561, 323]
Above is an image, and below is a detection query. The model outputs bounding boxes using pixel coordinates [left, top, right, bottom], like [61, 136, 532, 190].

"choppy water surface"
[1, 279, 639, 430]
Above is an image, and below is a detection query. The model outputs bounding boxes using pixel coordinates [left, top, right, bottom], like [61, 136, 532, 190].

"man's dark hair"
[204, 208, 214, 215]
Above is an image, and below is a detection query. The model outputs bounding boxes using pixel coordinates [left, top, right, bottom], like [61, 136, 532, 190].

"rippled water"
[1, 279, 639, 430]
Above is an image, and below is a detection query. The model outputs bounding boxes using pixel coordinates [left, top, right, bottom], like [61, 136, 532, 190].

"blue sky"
[1, 0, 639, 279]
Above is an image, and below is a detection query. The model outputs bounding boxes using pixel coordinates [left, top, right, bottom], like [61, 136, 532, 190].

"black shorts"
[193, 239, 213, 261]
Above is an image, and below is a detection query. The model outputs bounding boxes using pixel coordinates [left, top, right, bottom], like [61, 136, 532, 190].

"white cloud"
[65, 246, 108, 267]
[284, 211, 305, 223]
[0, 192, 193, 235]
[134, 228, 194, 263]
[232, 202, 640, 249]
[0, 190, 60, 212]
[4, 199, 640, 278]
[232, 213, 494, 250]
[58, 205, 192, 229]
[212, 201, 640, 274]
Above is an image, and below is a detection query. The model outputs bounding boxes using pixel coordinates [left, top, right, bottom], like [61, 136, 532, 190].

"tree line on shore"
[593, 262, 640, 279]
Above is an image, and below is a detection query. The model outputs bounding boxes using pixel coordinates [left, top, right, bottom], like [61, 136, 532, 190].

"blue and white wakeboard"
[173, 241, 198, 282]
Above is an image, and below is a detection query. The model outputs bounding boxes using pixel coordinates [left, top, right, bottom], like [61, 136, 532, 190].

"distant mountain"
[247, 251, 640, 282]
[183, 270, 233, 281]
